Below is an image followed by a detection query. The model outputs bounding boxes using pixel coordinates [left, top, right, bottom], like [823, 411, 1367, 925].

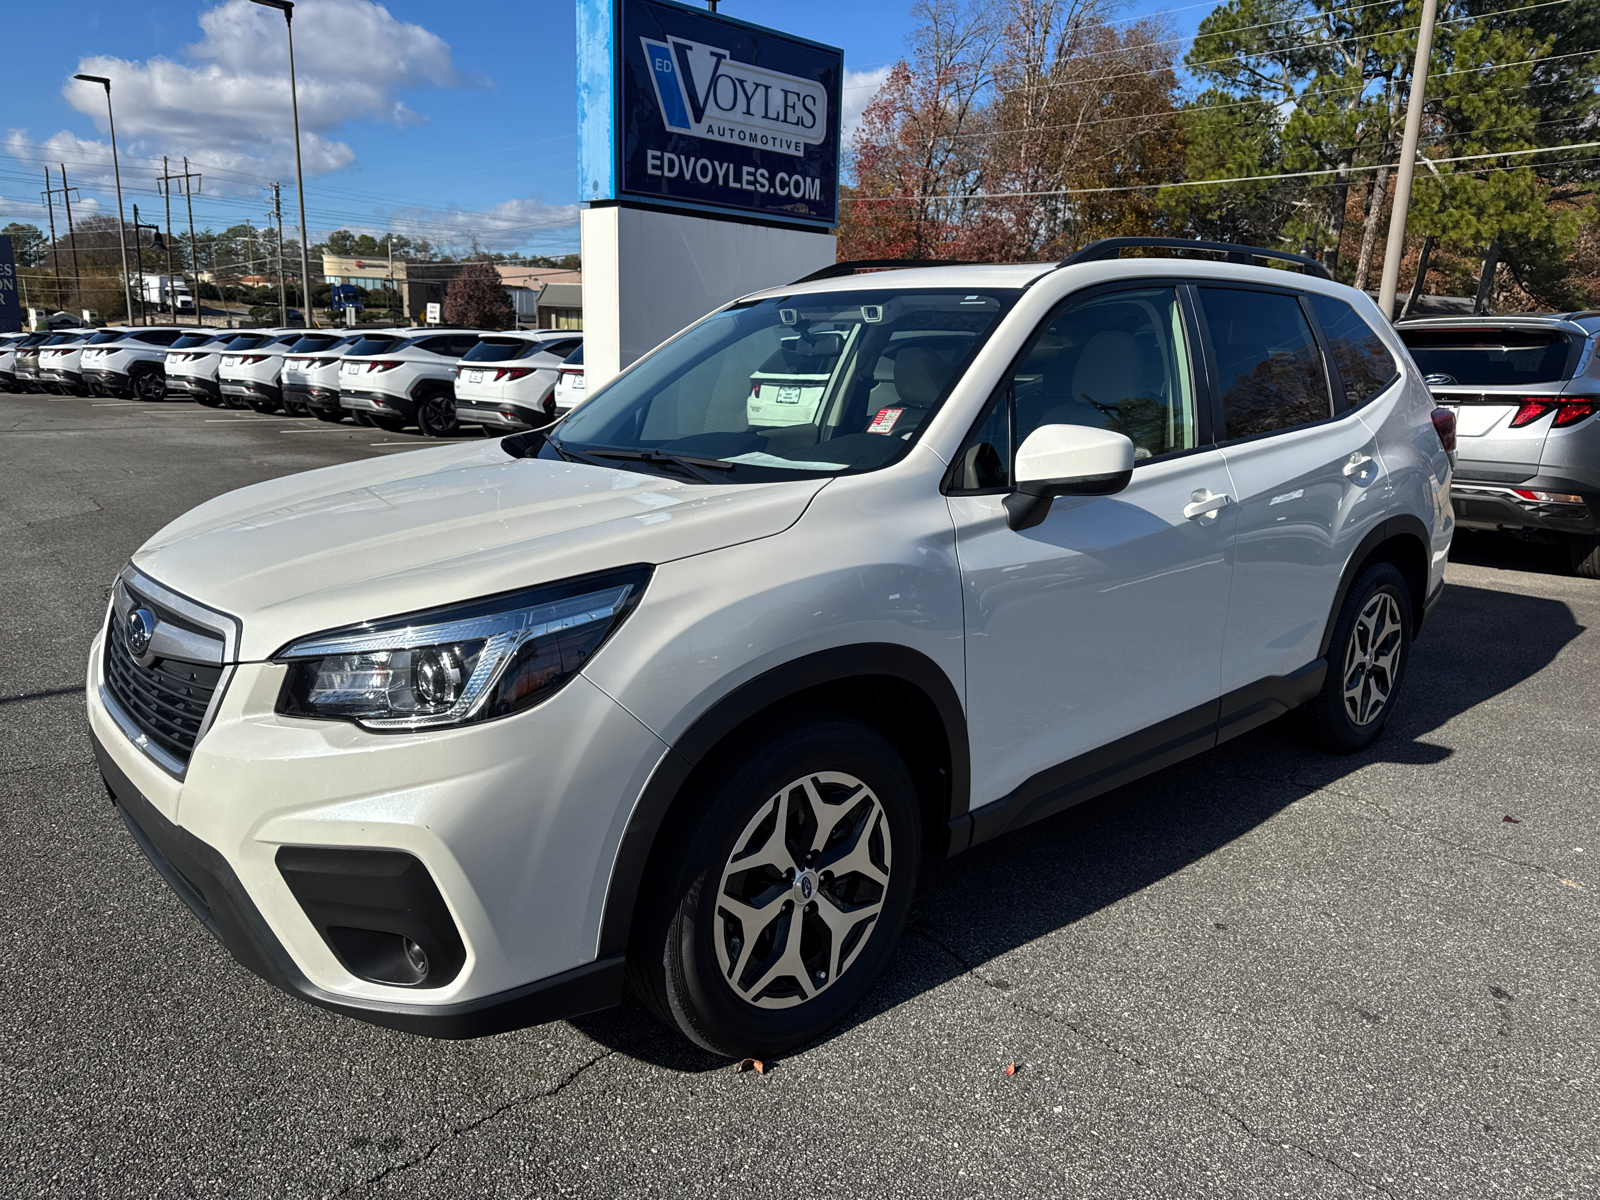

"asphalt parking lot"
[2, 389, 1596, 1199]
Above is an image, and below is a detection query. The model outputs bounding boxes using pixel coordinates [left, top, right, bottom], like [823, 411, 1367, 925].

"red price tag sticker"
[867, 407, 904, 434]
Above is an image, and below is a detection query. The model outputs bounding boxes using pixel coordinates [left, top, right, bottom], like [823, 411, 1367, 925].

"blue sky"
[0, 0, 1207, 258]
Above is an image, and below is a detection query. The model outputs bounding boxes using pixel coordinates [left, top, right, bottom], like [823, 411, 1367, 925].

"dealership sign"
[579, 0, 842, 228]
[0, 236, 20, 333]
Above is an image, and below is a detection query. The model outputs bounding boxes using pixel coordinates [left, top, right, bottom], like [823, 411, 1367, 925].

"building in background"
[497, 266, 582, 329]
[322, 253, 405, 313]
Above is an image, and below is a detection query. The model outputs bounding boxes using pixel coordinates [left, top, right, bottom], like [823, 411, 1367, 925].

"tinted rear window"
[563, 344, 583, 366]
[346, 335, 406, 356]
[223, 334, 269, 351]
[287, 334, 344, 353]
[171, 332, 226, 349]
[461, 338, 534, 363]
[1399, 327, 1580, 385]
[87, 330, 128, 345]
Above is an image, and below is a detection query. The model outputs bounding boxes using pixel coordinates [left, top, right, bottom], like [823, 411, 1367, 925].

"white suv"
[164, 331, 238, 406]
[82, 326, 185, 400]
[87, 241, 1453, 1057]
[552, 343, 586, 416]
[218, 330, 308, 413]
[279, 331, 359, 417]
[453, 331, 583, 432]
[339, 328, 484, 436]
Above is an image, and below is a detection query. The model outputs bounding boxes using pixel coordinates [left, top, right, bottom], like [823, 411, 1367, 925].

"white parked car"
[338, 327, 484, 436]
[552, 343, 586, 416]
[88, 241, 1453, 1057]
[164, 331, 239, 407]
[280, 331, 359, 417]
[453, 331, 583, 432]
[217, 329, 308, 413]
[82, 326, 186, 400]
[0, 332, 26, 390]
[35, 329, 97, 395]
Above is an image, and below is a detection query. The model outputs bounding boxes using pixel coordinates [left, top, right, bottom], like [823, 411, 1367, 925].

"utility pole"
[269, 183, 288, 326]
[159, 158, 204, 326]
[57, 166, 83, 314]
[40, 168, 64, 312]
[1377, 0, 1439, 320]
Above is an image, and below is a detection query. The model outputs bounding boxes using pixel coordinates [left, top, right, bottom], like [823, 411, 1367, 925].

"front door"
[947, 284, 1235, 814]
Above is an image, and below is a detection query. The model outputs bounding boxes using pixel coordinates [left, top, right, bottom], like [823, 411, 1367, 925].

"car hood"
[132, 440, 828, 660]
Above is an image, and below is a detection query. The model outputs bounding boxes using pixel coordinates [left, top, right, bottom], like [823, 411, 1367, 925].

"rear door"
[1397, 324, 1582, 478]
[1195, 285, 1393, 715]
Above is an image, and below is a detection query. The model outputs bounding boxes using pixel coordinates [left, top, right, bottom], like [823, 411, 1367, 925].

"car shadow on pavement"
[571, 579, 1584, 1070]
[1448, 529, 1574, 578]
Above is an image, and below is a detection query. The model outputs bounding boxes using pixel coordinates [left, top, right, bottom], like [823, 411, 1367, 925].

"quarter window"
[1197, 287, 1332, 439]
[1310, 295, 1398, 405]
[953, 286, 1198, 490]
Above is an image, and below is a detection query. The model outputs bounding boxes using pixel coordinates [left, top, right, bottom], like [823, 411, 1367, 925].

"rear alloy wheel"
[629, 717, 919, 1059]
[131, 370, 166, 402]
[417, 392, 460, 438]
[1569, 534, 1600, 580]
[1306, 561, 1412, 753]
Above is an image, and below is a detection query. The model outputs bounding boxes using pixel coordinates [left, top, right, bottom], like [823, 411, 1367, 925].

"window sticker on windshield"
[867, 407, 904, 434]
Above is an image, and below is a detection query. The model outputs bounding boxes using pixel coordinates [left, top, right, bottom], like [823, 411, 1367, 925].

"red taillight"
[1509, 400, 1555, 428]
[315, 357, 338, 367]
[494, 367, 534, 381]
[1430, 407, 1456, 452]
[239, 354, 268, 365]
[1553, 398, 1597, 427]
[370, 360, 403, 372]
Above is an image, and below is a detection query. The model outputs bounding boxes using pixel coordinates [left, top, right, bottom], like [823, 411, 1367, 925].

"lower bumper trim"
[92, 726, 625, 1038]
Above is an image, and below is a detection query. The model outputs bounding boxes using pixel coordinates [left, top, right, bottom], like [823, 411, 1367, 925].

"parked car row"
[0, 325, 586, 437]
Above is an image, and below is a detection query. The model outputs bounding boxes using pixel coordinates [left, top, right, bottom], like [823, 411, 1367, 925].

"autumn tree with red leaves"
[445, 261, 514, 329]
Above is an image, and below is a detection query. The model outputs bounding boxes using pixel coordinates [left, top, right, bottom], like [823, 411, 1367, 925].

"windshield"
[548, 288, 1016, 481]
[462, 338, 536, 363]
[346, 334, 406, 357]
[1400, 327, 1580, 386]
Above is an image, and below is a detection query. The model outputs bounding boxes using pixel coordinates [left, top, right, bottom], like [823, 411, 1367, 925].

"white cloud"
[18, 0, 459, 196]
[841, 65, 893, 148]
[384, 194, 581, 254]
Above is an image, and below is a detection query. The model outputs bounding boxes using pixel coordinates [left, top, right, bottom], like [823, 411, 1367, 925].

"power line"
[841, 138, 1600, 202]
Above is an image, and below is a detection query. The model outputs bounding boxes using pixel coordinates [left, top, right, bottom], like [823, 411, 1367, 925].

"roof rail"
[1060, 237, 1332, 280]
[791, 258, 978, 285]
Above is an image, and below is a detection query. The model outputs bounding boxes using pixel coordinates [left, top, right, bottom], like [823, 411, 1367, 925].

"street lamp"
[252, 0, 316, 328]
[131, 205, 165, 326]
[73, 74, 134, 323]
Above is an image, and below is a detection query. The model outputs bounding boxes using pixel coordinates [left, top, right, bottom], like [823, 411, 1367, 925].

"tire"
[311, 407, 344, 424]
[130, 369, 166, 402]
[222, 393, 249, 410]
[371, 415, 408, 433]
[416, 391, 460, 438]
[246, 397, 281, 414]
[195, 393, 225, 408]
[1306, 561, 1412, 753]
[1569, 534, 1600, 579]
[628, 715, 921, 1059]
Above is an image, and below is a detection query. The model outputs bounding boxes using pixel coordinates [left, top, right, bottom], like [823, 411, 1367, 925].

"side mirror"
[1003, 424, 1135, 532]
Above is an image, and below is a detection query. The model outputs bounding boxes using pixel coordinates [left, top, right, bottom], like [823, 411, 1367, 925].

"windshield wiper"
[576, 446, 736, 482]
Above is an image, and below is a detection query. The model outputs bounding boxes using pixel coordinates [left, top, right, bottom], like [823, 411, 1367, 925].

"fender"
[595, 642, 969, 958]
[1318, 513, 1434, 659]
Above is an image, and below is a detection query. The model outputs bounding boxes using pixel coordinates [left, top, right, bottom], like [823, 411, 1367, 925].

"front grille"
[104, 611, 223, 766]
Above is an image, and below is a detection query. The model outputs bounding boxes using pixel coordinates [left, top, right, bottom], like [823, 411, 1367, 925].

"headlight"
[274, 565, 650, 731]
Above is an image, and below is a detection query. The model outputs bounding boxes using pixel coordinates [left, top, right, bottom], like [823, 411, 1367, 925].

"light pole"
[252, 0, 317, 328]
[131, 205, 165, 326]
[73, 74, 133, 322]
[1377, 0, 1439, 320]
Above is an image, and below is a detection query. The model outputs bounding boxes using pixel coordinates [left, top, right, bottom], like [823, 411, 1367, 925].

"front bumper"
[1450, 481, 1598, 536]
[86, 623, 667, 1038]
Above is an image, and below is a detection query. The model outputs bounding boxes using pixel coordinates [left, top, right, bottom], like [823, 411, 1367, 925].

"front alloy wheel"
[417, 393, 459, 438]
[629, 716, 920, 1058]
[715, 771, 891, 1009]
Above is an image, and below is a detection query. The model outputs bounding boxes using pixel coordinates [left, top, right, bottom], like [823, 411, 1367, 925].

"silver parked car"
[1397, 313, 1600, 577]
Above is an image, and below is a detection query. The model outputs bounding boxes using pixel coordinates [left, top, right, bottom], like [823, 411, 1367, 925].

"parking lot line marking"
[92, 402, 139, 407]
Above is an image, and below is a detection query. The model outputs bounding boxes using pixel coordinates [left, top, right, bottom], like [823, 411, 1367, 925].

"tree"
[2, 223, 48, 266]
[444, 261, 513, 329]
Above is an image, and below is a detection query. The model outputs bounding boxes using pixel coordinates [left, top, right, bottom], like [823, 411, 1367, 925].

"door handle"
[1184, 489, 1232, 519]
[1343, 452, 1375, 477]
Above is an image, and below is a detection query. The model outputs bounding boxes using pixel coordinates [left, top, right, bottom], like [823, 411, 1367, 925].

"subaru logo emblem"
[126, 608, 155, 657]
[799, 875, 813, 901]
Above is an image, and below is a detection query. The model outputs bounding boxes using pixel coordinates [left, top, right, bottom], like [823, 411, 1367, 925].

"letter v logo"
[672, 39, 728, 124]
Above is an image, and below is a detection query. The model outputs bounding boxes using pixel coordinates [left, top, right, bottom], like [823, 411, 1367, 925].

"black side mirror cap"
[1003, 469, 1132, 531]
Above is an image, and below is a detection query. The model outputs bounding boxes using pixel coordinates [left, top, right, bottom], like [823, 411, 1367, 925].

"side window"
[1308, 293, 1398, 406]
[952, 286, 1198, 490]
[1197, 287, 1332, 439]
